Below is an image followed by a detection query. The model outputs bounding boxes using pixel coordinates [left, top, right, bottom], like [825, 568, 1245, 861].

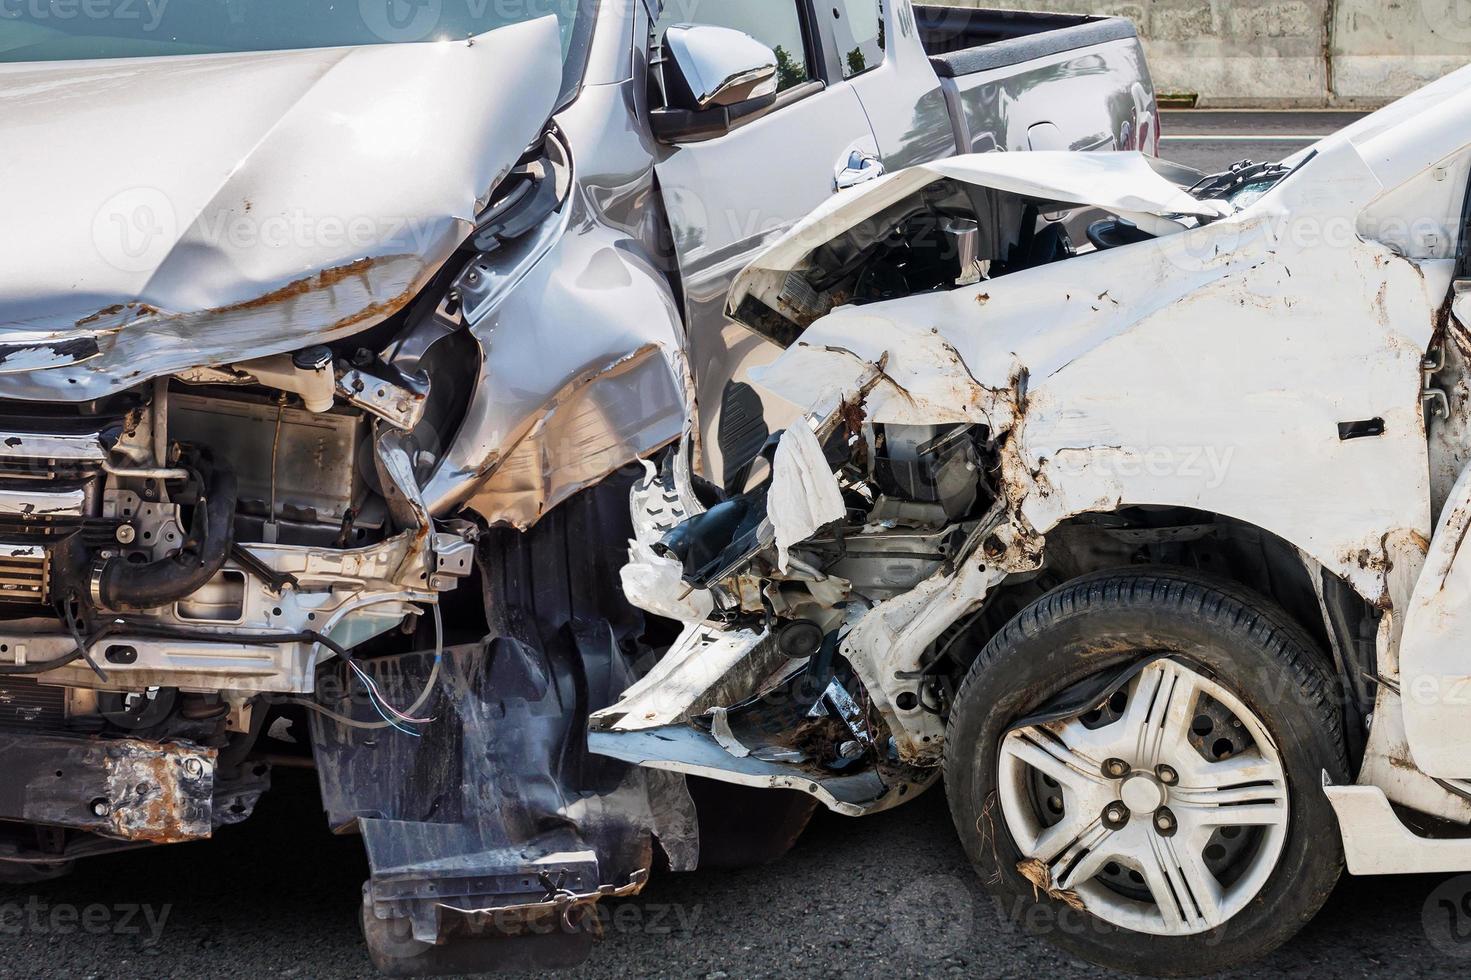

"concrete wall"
[933, 0, 1471, 107]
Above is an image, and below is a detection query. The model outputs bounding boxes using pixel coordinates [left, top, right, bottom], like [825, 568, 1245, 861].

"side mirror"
[652, 24, 780, 145]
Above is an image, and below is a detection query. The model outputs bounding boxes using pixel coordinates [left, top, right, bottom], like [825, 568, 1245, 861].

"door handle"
[834, 149, 885, 192]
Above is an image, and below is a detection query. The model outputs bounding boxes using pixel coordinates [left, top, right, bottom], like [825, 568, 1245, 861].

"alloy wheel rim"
[996, 658, 1289, 936]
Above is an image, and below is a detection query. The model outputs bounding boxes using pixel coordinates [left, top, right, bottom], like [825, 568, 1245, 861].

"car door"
[653, 1, 881, 490]
[840, 0, 957, 170]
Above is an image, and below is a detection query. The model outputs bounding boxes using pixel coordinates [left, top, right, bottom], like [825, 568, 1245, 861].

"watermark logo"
[881, 874, 975, 956]
[0, 0, 171, 31]
[92, 187, 179, 274]
[359, 0, 442, 42]
[1424, 874, 1471, 958]
[0, 898, 170, 944]
[1418, 0, 1471, 44]
[1048, 443, 1238, 491]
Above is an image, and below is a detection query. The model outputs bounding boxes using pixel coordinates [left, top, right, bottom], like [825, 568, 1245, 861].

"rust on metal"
[104, 740, 216, 844]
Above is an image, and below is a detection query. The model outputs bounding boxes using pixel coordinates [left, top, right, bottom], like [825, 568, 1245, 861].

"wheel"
[944, 567, 1349, 976]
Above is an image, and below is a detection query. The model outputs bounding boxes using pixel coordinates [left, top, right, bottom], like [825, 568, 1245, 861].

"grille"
[0, 678, 67, 731]
[0, 545, 48, 603]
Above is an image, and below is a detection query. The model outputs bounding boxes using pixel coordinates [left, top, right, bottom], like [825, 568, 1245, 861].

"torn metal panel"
[1397, 461, 1471, 778]
[727, 150, 1229, 333]
[619, 464, 715, 624]
[746, 173, 1443, 610]
[0, 18, 563, 400]
[422, 211, 692, 527]
[588, 725, 936, 818]
[315, 465, 699, 948]
[313, 633, 695, 945]
[837, 508, 1038, 764]
[462, 344, 687, 529]
[589, 625, 785, 731]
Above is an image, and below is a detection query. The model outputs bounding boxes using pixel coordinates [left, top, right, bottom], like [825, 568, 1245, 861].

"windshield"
[1, 0, 594, 97]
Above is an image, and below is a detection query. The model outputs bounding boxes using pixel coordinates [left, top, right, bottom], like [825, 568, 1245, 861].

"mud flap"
[309, 469, 697, 974]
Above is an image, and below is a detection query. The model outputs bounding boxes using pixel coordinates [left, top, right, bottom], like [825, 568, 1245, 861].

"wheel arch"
[963, 506, 1378, 764]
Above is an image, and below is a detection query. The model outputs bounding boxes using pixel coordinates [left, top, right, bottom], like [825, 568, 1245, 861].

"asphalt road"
[2, 769, 1469, 979]
[3, 111, 1453, 980]
[1159, 109, 1369, 173]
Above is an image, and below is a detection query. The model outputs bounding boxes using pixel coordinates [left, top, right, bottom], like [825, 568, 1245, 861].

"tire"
[944, 567, 1349, 976]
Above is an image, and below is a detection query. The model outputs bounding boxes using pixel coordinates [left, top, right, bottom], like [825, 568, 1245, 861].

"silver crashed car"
[603, 63, 1471, 974]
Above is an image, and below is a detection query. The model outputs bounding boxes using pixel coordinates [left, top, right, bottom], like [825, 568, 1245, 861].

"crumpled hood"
[0, 16, 562, 400]
[726, 150, 1231, 329]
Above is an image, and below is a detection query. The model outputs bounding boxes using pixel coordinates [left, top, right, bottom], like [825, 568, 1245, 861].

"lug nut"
[1156, 764, 1178, 785]
[1103, 802, 1129, 828]
[1154, 807, 1177, 837]
[1103, 758, 1130, 779]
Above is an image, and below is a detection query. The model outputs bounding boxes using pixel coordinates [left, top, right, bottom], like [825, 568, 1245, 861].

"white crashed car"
[593, 65, 1471, 974]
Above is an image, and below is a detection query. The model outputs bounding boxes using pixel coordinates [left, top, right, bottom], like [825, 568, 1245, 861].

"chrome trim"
[0, 430, 106, 464]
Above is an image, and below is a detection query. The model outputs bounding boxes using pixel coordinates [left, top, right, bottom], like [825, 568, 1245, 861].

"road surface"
[1159, 109, 1368, 172]
[2, 770, 1467, 979]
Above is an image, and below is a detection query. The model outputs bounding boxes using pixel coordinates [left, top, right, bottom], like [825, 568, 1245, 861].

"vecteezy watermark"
[91, 186, 450, 274]
[1416, 0, 1471, 44]
[369, 898, 702, 959]
[356, 0, 584, 43]
[0, 898, 171, 944]
[358, 0, 443, 42]
[1424, 874, 1471, 958]
[92, 187, 179, 275]
[1047, 442, 1238, 490]
[0, 0, 170, 30]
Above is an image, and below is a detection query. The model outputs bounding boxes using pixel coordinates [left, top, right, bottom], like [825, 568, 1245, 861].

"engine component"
[168, 391, 366, 533]
[234, 347, 337, 414]
[872, 424, 980, 523]
[89, 448, 237, 612]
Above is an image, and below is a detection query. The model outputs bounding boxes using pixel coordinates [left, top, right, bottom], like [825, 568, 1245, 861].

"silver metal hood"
[0, 16, 564, 400]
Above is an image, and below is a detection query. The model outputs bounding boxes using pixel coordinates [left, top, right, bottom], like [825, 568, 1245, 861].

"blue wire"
[367, 689, 421, 737]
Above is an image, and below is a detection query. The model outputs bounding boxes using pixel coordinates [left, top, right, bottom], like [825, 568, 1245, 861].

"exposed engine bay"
[595, 150, 1353, 813]
[0, 310, 470, 846]
[0, 117, 695, 945]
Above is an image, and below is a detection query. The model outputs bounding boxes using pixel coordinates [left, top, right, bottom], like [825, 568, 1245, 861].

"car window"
[832, 0, 884, 79]
[656, 0, 812, 92]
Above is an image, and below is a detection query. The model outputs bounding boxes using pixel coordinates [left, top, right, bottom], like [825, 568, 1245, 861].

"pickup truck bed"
[913, 4, 1157, 155]
[916, 5, 1139, 76]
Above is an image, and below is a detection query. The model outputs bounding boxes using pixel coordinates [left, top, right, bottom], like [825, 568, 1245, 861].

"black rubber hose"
[92, 449, 237, 611]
